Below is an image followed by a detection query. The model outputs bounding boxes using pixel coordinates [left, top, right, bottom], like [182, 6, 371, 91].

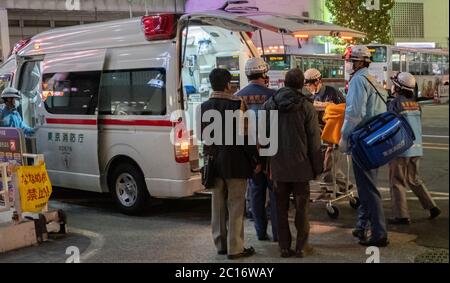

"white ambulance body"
[0, 9, 363, 214]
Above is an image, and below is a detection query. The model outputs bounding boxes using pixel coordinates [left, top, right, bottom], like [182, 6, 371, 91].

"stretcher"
[308, 102, 360, 219]
[309, 144, 360, 219]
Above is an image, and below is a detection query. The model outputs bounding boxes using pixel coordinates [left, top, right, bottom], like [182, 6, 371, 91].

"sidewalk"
[0, 229, 91, 263]
[0, 220, 443, 263]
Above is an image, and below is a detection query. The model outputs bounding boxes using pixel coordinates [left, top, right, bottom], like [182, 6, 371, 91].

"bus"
[344, 44, 449, 99]
[262, 53, 346, 94]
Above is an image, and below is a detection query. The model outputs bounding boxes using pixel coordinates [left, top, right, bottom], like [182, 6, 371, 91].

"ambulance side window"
[42, 71, 101, 115]
[0, 73, 12, 94]
[19, 61, 41, 99]
[99, 68, 166, 116]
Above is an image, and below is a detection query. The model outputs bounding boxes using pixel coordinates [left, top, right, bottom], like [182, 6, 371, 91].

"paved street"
[0, 104, 448, 263]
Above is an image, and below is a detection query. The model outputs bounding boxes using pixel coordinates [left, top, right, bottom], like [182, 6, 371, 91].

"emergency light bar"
[294, 34, 309, 39]
[10, 38, 31, 56]
[141, 14, 177, 41]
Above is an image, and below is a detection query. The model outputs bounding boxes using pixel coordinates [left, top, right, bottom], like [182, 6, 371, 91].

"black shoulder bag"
[201, 145, 217, 189]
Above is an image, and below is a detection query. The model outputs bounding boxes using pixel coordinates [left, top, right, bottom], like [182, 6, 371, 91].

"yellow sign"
[268, 56, 284, 61]
[16, 164, 52, 213]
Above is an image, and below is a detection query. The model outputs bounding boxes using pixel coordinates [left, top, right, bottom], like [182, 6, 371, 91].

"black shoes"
[388, 218, 411, 225]
[430, 207, 441, 220]
[280, 248, 294, 258]
[227, 247, 255, 260]
[352, 229, 367, 240]
[353, 229, 389, 247]
[388, 207, 441, 223]
[295, 246, 314, 258]
[280, 246, 314, 258]
[258, 234, 278, 242]
[217, 250, 227, 255]
[258, 234, 271, 241]
[359, 237, 389, 247]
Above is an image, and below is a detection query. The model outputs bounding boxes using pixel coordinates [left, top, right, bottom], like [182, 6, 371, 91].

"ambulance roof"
[18, 17, 155, 56]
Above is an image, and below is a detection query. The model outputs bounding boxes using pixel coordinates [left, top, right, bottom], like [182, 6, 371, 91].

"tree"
[325, 0, 395, 44]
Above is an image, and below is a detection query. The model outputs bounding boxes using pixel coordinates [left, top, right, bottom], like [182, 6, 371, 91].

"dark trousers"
[274, 181, 310, 251]
[352, 159, 387, 240]
[248, 172, 278, 241]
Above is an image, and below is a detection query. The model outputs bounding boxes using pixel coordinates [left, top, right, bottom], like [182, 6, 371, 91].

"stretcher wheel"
[326, 204, 339, 219]
[349, 196, 361, 210]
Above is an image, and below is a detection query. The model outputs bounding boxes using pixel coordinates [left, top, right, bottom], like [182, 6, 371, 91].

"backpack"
[349, 77, 416, 170]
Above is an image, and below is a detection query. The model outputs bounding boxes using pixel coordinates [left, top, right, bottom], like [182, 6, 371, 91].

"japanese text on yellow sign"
[16, 164, 52, 213]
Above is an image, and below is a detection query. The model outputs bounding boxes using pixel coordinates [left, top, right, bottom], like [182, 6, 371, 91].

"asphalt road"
[0, 104, 448, 263]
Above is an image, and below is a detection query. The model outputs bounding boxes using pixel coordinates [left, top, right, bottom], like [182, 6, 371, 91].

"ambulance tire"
[110, 163, 149, 215]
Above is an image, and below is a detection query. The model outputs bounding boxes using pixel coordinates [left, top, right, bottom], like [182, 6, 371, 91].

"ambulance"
[0, 6, 364, 214]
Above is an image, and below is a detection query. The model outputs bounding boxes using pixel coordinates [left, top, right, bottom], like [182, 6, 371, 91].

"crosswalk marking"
[423, 135, 449, 139]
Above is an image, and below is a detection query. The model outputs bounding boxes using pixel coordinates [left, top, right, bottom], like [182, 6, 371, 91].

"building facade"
[391, 0, 449, 48]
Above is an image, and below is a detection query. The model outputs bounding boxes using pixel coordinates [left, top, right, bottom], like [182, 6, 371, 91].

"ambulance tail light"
[174, 122, 190, 163]
[141, 14, 176, 41]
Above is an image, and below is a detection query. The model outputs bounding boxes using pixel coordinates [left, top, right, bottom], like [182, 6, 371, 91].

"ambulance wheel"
[110, 163, 149, 215]
[350, 196, 361, 210]
[326, 204, 339, 219]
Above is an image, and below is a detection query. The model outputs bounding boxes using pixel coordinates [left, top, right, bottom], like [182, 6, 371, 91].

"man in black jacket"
[263, 68, 323, 258]
[200, 68, 259, 260]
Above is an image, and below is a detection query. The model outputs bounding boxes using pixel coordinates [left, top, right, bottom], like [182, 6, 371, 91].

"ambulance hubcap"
[116, 173, 138, 207]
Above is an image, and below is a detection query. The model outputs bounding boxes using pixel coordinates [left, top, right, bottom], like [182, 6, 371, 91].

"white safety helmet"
[304, 68, 322, 84]
[349, 45, 372, 62]
[245, 57, 269, 77]
[1, 87, 21, 99]
[391, 72, 416, 92]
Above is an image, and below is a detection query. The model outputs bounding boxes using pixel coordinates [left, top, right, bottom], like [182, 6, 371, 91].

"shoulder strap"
[363, 76, 387, 105]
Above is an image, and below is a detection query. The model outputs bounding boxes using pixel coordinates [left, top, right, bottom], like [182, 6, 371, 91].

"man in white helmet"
[1, 87, 35, 136]
[304, 68, 345, 107]
[236, 57, 278, 242]
[304, 68, 348, 191]
[339, 45, 389, 247]
[387, 72, 441, 225]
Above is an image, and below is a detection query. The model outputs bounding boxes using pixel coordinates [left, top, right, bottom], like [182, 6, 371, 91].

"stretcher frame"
[309, 143, 360, 219]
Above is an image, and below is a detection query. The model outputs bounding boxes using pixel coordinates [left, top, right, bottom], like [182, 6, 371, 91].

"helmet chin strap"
[352, 62, 365, 73]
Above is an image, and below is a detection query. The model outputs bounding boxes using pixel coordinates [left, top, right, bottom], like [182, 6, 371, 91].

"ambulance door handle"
[38, 114, 45, 126]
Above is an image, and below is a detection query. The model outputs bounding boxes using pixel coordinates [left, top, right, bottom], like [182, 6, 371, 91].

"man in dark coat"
[200, 68, 259, 260]
[263, 68, 323, 258]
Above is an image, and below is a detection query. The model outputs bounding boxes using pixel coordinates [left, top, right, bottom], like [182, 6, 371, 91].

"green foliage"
[325, 0, 395, 44]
